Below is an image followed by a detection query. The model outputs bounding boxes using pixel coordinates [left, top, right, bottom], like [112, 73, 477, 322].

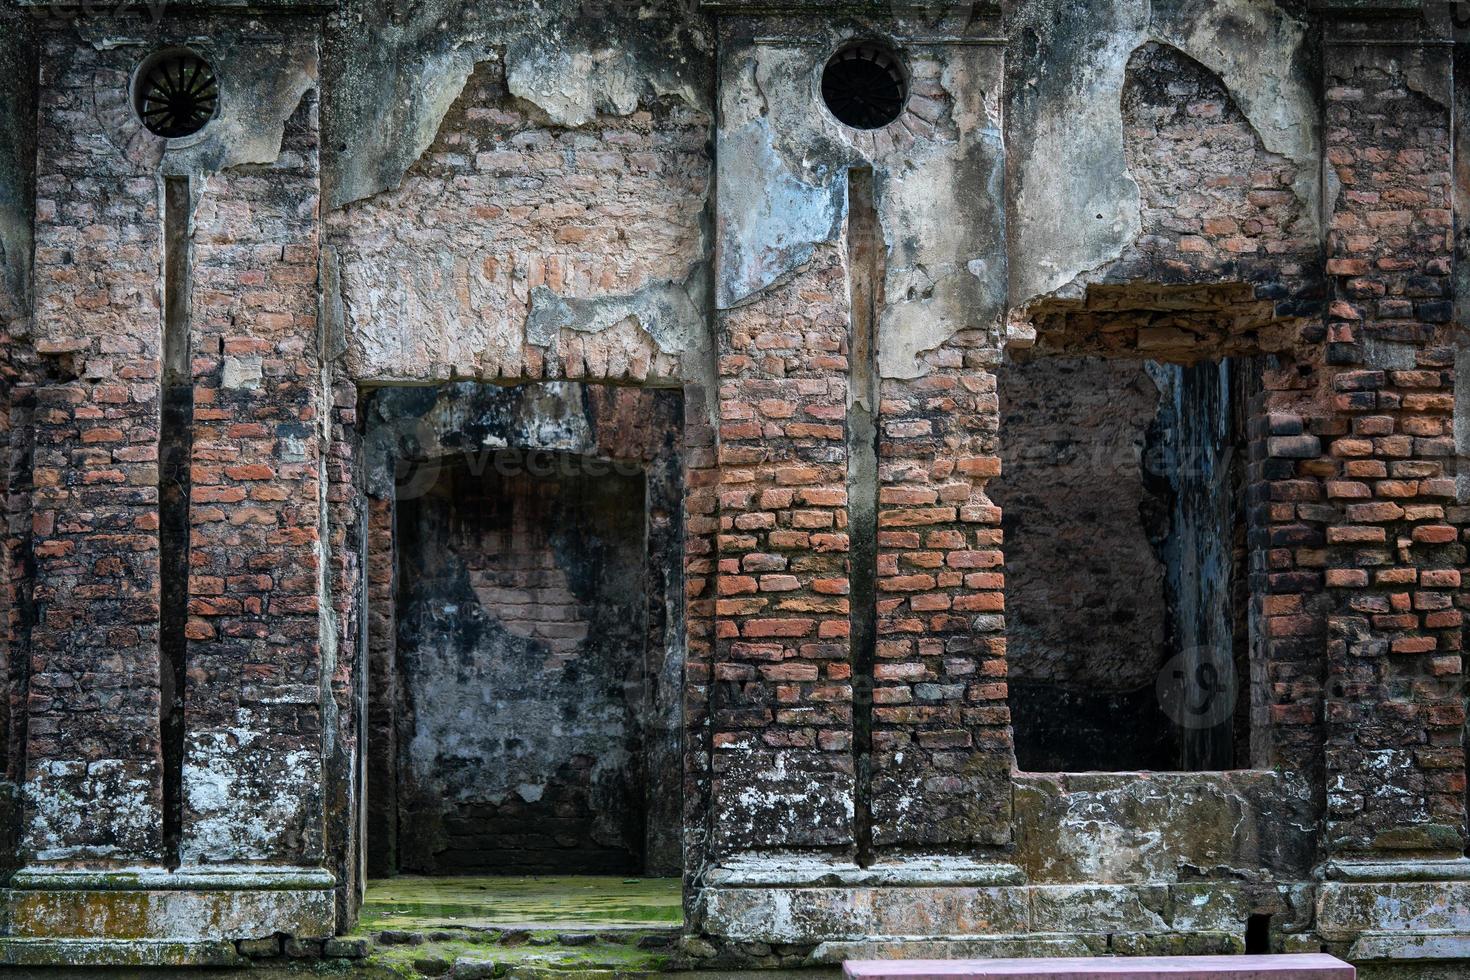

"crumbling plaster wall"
[1006, 0, 1320, 312]
[322, 0, 715, 393]
[323, 0, 711, 209]
[715, 12, 1006, 380]
[8, 0, 1448, 955]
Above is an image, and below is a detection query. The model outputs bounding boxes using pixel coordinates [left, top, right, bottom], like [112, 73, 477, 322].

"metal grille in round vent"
[134, 49, 218, 139]
[821, 41, 908, 130]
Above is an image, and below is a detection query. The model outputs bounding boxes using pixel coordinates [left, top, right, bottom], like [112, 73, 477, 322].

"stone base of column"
[1319, 867, 1470, 964]
[0, 865, 335, 965]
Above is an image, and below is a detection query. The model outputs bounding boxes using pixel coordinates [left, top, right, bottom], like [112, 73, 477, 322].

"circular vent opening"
[821, 41, 908, 130]
[133, 48, 218, 139]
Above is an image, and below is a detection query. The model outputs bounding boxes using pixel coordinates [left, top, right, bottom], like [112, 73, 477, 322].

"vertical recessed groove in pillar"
[160, 175, 193, 867]
[847, 169, 881, 867]
[1451, 40, 1470, 843]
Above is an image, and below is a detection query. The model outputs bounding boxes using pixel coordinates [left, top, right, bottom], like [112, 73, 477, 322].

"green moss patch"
[359, 876, 683, 932]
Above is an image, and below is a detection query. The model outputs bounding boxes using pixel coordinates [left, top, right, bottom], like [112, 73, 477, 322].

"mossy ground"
[368, 933, 675, 978]
[358, 875, 684, 932]
[352, 876, 685, 978]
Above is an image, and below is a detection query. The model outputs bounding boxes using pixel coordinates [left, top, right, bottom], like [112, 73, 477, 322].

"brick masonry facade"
[0, 0, 1468, 972]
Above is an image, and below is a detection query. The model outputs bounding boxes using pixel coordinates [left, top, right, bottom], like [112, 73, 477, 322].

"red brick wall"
[871, 335, 1011, 848]
[1025, 42, 1319, 362]
[178, 92, 326, 865]
[25, 32, 168, 863]
[712, 244, 856, 852]
[1319, 50, 1463, 854]
[1115, 42, 1315, 289]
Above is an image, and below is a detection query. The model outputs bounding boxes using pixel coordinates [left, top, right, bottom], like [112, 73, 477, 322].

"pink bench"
[843, 954, 1355, 980]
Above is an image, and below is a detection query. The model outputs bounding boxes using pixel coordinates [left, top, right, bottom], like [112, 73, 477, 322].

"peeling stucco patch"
[715, 28, 1007, 378]
[716, 119, 845, 309]
[325, 0, 712, 207]
[81, 27, 319, 175]
[527, 267, 707, 357]
[1008, 0, 1319, 307]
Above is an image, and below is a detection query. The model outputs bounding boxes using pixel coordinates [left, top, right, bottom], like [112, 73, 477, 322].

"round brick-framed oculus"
[132, 48, 219, 139]
[821, 41, 908, 130]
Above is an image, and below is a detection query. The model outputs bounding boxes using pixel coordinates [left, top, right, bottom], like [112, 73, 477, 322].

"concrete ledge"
[1324, 858, 1470, 883]
[812, 936, 1101, 963]
[1349, 931, 1470, 961]
[2, 885, 336, 940]
[703, 885, 1030, 944]
[709, 854, 1026, 888]
[0, 938, 246, 967]
[11, 864, 336, 891]
[704, 884, 1195, 944]
[1317, 881, 1470, 941]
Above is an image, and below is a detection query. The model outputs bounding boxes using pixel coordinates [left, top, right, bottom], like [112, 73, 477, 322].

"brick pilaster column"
[870, 340, 1012, 851]
[710, 245, 856, 855]
[179, 91, 327, 865]
[1319, 34, 1464, 859]
[23, 36, 167, 865]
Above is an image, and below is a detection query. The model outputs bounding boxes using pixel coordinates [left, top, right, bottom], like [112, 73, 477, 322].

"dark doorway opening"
[364, 382, 684, 878]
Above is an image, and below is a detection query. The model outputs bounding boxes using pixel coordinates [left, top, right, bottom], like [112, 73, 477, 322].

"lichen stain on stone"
[1013, 772, 1316, 886]
[24, 761, 158, 863]
[181, 722, 319, 864]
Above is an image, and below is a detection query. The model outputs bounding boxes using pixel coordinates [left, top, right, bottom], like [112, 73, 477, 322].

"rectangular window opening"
[993, 353, 1256, 773]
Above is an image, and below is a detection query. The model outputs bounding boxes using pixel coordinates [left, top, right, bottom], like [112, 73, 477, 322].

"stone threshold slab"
[843, 955, 1354, 979]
